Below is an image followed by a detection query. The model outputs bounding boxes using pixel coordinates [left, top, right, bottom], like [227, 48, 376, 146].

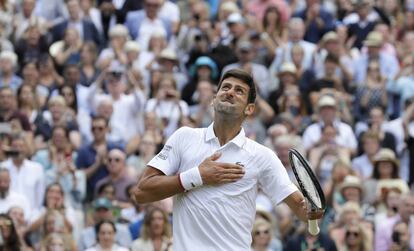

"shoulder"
[244, 138, 275, 160]
[126, 10, 144, 21]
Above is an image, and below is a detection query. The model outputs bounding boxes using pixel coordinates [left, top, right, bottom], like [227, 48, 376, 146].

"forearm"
[134, 167, 185, 203]
[284, 190, 308, 222]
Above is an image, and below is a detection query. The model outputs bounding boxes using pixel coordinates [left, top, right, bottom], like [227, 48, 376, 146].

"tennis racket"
[288, 148, 326, 235]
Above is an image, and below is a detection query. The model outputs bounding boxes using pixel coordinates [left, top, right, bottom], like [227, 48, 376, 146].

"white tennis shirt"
[148, 124, 298, 251]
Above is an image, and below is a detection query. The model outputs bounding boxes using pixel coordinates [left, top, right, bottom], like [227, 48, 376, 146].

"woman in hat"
[364, 148, 409, 208]
[181, 56, 218, 106]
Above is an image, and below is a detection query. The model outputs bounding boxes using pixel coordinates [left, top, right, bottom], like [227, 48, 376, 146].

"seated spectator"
[0, 51, 22, 93]
[0, 213, 25, 251]
[126, 132, 160, 177]
[355, 60, 387, 121]
[364, 149, 410, 206]
[79, 42, 100, 87]
[28, 183, 81, 242]
[41, 233, 67, 251]
[145, 74, 189, 138]
[32, 126, 86, 208]
[86, 220, 129, 251]
[14, 24, 49, 67]
[251, 217, 282, 251]
[0, 168, 31, 220]
[79, 198, 132, 250]
[94, 148, 136, 203]
[389, 221, 411, 251]
[49, 28, 82, 68]
[131, 207, 172, 251]
[96, 24, 129, 69]
[338, 221, 372, 251]
[352, 130, 380, 179]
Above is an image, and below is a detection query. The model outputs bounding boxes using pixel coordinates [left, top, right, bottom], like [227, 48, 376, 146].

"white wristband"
[179, 167, 203, 191]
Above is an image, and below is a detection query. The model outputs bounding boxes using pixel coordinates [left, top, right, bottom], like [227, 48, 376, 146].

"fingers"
[208, 152, 222, 161]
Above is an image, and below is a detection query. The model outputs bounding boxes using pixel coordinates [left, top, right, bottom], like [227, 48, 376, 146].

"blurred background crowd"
[0, 0, 414, 250]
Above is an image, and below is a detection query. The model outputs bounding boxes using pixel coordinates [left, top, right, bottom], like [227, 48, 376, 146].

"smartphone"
[392, 231, 400, 244]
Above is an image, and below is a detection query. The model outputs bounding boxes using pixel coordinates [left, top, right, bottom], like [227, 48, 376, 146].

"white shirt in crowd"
[148, 124, 297, 251]
[0, 190, 31, 221]
[0, 159, 45, 210]
[302, 120, 357, 151]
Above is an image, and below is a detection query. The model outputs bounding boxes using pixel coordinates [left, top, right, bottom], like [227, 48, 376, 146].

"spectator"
[0, 134, 44, 210]
[293, 0, 335, 43]
[302, 95, 357, 154]
[0, 51, 22, 93]
[259, 5, 288, 59]
[0, 168, 31, 220]
[145, 74, 189, 138]
[76, 116, 122, 201]
[11, 0, 46, 42]
[78, 198, 132, 250]
[131, 207, 172, 251]
[352, 130, 380, 179]
[86, 220, 129, 251]
[96, 24, 129, 69]
[51, 0, 101, 46]
[389, 221, 411, 251]
[14, 24, 49, 67]
[126, 132, 161, 177]
[49, 28, 83, 67]
[338, 221, 372, 251]
[124, 0, 172, 50]
[188, 80, 215, 128]
[0, 213, 24, 251]
[251, 218, 281, 251]
[95, 148, 136, 203]
[79, 42, 100, 87]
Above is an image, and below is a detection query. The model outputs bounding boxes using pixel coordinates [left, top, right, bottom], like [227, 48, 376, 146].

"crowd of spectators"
[1, 0, 414, 250]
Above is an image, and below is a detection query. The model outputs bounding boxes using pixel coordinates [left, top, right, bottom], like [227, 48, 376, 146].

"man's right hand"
[198, 152, 245, 185]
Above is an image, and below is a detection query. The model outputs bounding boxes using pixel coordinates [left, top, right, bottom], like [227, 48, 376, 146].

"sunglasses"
[254, 229, 270, 236]
[108, 157, 121, 163]
[346, 231, 360, 237]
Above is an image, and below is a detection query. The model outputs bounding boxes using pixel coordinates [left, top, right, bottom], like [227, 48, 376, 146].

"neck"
[348, 245, 360, 251]
[94, 139, 106, 146]
[251, 243, 267, 251]
[12, 158, 23, 167]
[213, 118, 242, 146]
[110, 169, 124, 180]
[100, 243, 112, 250]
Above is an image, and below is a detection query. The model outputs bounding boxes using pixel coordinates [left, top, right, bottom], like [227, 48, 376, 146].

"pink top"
[246, 0, 291, 23]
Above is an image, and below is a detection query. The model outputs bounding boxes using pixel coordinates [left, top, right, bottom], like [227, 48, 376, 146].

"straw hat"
[159, 48, 178, 62]
[317, 95, 337, 108]
[109, 24, 129, 38]
[278, 62, 297, 77]
[339, 175, 363, 194]
[373, 148, 399, 167]
[363, 31, 383, 47]
[321, 31, 339, 43]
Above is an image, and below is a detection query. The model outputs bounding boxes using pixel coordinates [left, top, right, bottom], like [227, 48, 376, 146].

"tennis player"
[134, 69, 324, 250]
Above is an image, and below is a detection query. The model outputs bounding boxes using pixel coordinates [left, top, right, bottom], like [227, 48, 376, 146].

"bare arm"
[283, 190, 308, 222]
[133, 166, 185, 204]
[134, 152, 245, 204]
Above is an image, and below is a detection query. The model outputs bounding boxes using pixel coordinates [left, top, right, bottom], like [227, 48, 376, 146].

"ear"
[244, 103, 255, 116]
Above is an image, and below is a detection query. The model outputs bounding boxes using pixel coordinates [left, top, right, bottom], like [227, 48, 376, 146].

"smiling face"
[213, 77, 254, 119]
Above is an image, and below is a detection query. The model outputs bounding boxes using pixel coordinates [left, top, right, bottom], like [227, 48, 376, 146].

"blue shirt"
[293, 9, 336, 43]
[75, 142, 123, 199]
[0, 74, 22, 93]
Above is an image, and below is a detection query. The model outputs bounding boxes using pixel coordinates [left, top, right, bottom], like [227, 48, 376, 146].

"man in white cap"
[302, 94, 357, 153]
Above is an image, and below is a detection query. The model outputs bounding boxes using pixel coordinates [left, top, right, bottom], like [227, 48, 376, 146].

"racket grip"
[308, 219, 320, 235]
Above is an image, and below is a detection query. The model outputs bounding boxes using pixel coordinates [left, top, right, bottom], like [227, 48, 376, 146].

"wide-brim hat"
[189, 56, 218, 79]
[373, 148, 399, 167]
[363, 31, 383, 47]
[339, 175, 364, 194]
[317, 95, 337, 108]
[278, 62, 297, 77]
[159, 48, 178, 62]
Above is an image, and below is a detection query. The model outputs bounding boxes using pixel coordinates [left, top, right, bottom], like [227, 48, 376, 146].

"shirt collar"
[205, 123, 246, 148]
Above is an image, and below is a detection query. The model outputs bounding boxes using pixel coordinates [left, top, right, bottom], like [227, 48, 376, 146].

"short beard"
[213, 102, 238, 117]
[0, 190, 8, 199]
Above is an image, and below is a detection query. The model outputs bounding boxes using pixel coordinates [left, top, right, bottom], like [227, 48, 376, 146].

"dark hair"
[0, 213, 21, 251]
[262, 6, 283, 34]
[58, 84, 78, 113]
[217, 69, 256, 104]
[97, 182, 116, 196]
[373, 161, 399, 179]
[92, 115, 109, 126]
[325, 53, 339, 64]
[43, 183, 65, 207]
[95, 220, 117, 242]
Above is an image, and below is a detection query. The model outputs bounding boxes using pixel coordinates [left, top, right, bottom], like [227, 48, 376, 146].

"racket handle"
[308, 219, 320, 235]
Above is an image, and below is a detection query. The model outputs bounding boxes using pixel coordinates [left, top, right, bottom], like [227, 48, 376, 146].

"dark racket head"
[288, 148, 326, 210]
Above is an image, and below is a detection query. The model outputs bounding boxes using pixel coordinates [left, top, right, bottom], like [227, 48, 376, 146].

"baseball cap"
[318, 95, 337, 108]
[93, 198, 113, 210]
[237, 40, 252, 51]
[227, 13, 246, 25]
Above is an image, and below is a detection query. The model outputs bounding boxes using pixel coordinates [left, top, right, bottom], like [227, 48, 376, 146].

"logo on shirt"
[236, 162, 244, 167]
[158, 145, 172, 160]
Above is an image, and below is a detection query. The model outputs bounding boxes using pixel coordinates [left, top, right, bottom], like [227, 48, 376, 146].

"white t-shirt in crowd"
[148, 124, 297, 251]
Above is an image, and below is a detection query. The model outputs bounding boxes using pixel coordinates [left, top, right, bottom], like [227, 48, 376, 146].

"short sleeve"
[147, 127, 189, 175]
[258, 149, 298, 205]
